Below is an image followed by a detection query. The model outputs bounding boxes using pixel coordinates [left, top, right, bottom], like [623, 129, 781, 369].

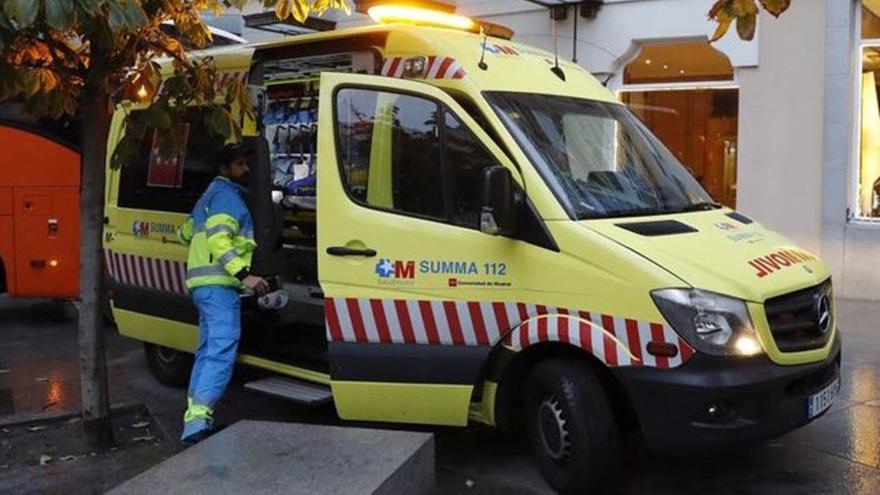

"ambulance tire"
[525, 358, 618, 494]
[144, 343, 193, 387]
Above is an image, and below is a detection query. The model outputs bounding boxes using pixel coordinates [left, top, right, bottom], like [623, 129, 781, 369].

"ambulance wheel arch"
[483, 306, 689, 431]
[489, 340, 638, 437]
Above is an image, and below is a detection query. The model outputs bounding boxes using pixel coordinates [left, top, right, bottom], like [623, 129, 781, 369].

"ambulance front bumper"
[612, 333, 841, 455]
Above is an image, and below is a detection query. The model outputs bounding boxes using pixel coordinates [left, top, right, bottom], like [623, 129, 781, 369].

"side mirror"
[481, 166, 517, 236]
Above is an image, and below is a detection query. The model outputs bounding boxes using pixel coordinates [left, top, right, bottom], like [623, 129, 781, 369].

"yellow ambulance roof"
[200, 23, 617, 104]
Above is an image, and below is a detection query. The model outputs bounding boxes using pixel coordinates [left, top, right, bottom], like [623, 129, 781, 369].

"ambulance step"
[244, 377, 333, 406]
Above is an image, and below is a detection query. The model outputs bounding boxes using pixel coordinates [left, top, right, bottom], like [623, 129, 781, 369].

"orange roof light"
[367, 5, 475, 30]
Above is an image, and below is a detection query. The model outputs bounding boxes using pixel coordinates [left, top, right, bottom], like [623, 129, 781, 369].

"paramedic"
[177, 144, 270, 446]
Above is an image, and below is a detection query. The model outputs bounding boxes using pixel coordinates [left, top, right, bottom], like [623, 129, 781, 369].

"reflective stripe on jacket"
[180, 177, 256, 290]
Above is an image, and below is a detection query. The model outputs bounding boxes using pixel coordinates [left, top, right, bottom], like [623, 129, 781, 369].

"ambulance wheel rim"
[155, 346, 179, 367]
[537, 395, 570, 462]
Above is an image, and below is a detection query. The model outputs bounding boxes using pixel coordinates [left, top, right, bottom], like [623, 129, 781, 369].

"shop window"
[117, 108, 225, 213]
[624, 41, 733, 85]
[861, 4, 880, 218]
[863, 3, 880, 40]
[621, 41, 739, 208]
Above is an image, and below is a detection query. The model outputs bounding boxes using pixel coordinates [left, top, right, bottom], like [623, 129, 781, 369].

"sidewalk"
[0, 404, 175, 494]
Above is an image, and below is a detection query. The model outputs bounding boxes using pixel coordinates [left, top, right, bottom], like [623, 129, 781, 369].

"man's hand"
[242, 275, 270, 296]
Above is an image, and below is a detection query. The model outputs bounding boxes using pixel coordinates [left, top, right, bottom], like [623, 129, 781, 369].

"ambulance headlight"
[651, 289, 763, 357]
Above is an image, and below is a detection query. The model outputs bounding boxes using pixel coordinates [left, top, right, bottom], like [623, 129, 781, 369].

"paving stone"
[109, 420, 434, 495]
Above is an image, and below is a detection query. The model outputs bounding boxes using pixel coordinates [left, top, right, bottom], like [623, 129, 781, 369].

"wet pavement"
[0, 295, 879, 494]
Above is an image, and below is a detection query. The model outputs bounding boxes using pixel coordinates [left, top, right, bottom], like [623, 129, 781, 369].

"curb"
[0, 402, 145, 428]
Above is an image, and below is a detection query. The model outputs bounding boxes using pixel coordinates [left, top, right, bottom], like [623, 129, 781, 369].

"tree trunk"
[78, 65, 113, 448]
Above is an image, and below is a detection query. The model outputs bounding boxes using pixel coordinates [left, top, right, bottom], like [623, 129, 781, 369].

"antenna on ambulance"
[550, 9, 566, 81]
[478, 27, 489, 70]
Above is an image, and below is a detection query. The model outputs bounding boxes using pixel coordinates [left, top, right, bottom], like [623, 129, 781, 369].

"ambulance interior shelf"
[256, 51, 377, 289]
[260, 50, 377, 231]
[265, 81, 318, 210]
[262, 79, 319, 253]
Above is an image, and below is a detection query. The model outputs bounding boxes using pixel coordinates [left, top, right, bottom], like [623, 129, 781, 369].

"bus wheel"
[525, 358, 618, 494]
[144, 343, 192, 387]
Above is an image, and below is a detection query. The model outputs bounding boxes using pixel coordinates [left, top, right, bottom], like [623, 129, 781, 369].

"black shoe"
[180, 428, 215, 448]
[180, 423, 228, 449]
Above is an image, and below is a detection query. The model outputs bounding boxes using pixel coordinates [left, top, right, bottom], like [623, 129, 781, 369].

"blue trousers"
[182, 285, 241, 440]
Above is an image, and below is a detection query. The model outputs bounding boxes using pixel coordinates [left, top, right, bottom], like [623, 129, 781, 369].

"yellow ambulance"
[104, 10, 840, 493]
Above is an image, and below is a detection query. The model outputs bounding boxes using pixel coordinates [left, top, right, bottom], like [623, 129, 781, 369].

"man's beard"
[232, 174, 250, 186]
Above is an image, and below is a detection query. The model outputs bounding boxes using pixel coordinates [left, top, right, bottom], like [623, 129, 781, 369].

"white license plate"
[807, 378, 840, 419]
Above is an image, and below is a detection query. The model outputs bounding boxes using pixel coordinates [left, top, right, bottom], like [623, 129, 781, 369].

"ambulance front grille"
[764, 280, 833, 353]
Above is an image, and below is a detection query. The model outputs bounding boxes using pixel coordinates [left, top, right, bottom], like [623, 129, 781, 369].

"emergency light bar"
[367, 5, 475, 30]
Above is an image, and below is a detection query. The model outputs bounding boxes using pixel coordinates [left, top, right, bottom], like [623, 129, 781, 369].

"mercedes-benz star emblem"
[816, 294, 832, 334]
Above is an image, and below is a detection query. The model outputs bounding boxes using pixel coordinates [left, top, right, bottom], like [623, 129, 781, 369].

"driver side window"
[335, 87, 502, 231]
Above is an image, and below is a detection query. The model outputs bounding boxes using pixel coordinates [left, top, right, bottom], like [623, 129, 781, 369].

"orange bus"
[0, 119, 80, 298]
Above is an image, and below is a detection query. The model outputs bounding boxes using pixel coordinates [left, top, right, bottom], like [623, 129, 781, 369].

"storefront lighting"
[137, 85, 149, 100]
[645, 59, 652, 65]
[367, 5, 475, 30]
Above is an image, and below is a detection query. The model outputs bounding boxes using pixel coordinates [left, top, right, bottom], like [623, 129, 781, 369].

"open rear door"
[317, 73, 523, 426]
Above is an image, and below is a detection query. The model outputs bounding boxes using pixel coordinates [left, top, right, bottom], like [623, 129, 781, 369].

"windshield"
[486, 92, 717, 219]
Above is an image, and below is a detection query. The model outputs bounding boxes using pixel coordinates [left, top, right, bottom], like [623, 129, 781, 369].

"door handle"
[326, 246, 377, 257]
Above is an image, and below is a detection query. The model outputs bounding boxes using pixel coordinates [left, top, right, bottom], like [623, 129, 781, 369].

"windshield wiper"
[678, 201, 723, 212]
[580, 206, 668, 219]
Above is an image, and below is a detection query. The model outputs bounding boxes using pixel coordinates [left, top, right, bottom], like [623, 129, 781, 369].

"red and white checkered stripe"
[104, 249, 188, 295]
[325, 298, 694, 369]
[504, 312, 695, 368]
[381, 56, 467, 80]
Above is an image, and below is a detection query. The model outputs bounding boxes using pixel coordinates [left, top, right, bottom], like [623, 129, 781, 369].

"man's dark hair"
[216, 144, 248, 171]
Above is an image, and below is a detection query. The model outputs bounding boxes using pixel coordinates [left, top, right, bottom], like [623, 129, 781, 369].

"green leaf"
[0, 10, 14, 31]
[147, 105, 171, 130]
[4, 0, 41, 28]
[121, 0, 147, 29]
[204, 106, 233, 138]
[107, 0, 145, 32]
[107, 1, 126, 31]
[45, 0, 77, 31]
[77, 0, 105, 15]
